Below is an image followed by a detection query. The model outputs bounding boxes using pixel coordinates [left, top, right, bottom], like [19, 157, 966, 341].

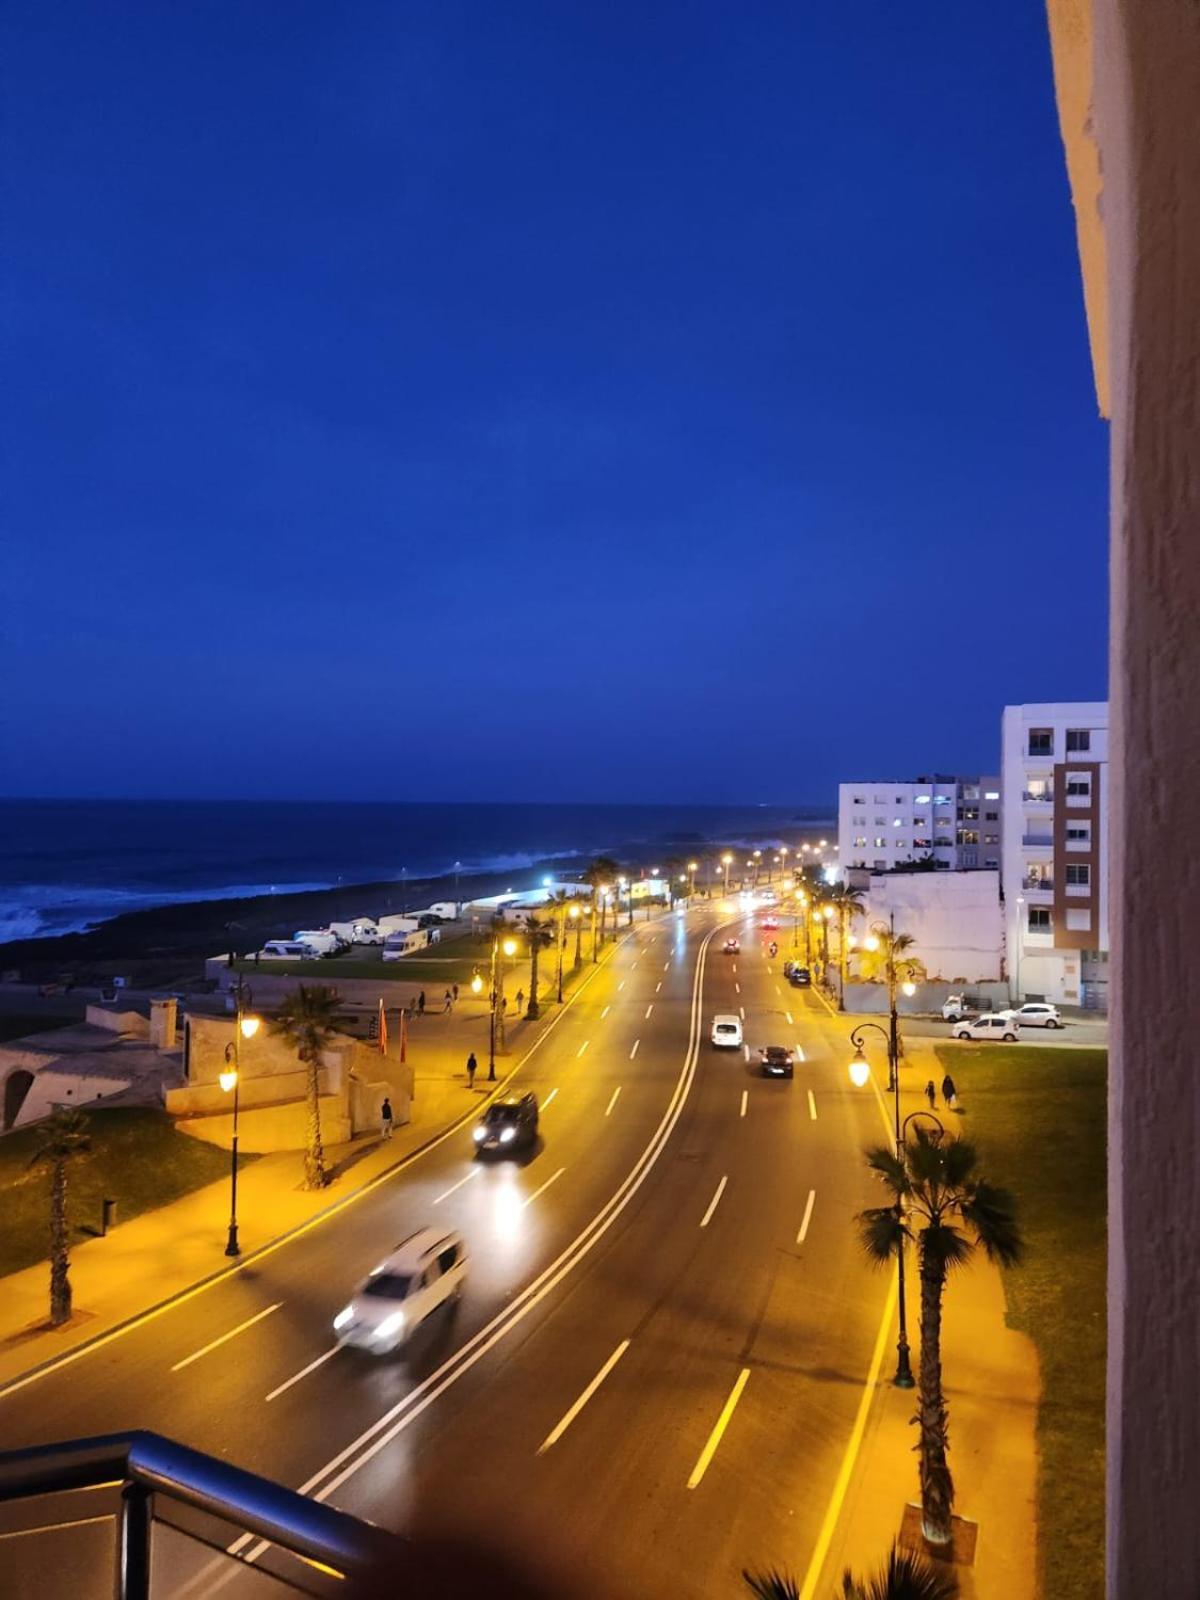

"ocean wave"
[0, 880, 333, 943]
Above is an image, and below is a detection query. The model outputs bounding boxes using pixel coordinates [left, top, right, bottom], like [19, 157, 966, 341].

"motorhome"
[294, 929, 341, 957]
[330, 919, 382, 946]
[381, 927, 433, 960]
[377, 914, 421, 938]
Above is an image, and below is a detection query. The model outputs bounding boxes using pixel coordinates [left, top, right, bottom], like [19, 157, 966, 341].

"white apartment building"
[1000, 701, 1109, 1009]
[838, 775, 1003, 876]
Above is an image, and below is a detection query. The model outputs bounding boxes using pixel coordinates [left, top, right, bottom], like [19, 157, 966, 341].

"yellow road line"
[687, 1367, 751, 1488]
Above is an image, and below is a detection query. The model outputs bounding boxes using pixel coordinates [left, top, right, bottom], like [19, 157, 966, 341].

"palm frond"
[940, 1137, 979, 1188]
[961, 1181, 1023, 1265]
[841, 1543, 959, 1599]
[857, 1205, 909, 1265]
[742, 1567, 799, 1599]
[863, 1144, 908, 1193]
[920, 1221, 973, 1274]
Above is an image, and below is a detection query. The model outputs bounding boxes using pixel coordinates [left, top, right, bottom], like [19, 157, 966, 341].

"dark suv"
[473, 1093, 539, 1155]
[758, 1045, 795, 1079]
[786, 966, 812, 987]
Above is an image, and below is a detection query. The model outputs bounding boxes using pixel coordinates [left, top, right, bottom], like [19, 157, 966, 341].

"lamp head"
[848, 1056, 870, 1089]
[902, 980, 916, 997]
[502, 938, 517, 957]
[219, 1066, 238, 1094]
[239, 1014, 260, 1040]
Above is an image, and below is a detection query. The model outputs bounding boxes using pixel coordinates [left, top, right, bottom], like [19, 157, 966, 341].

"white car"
[333, 1228, 467, 1353]
[711, 1014, 743, 1050]
[1009, 1002, 1063, 1029]
[952, 1015, 1021, 1042]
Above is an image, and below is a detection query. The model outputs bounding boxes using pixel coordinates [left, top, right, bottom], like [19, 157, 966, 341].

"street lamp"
[220, 1006, 260, 1257]
[687, 860, 699, 899]
[721, 853, 733, 896]
[488, 934, 518, 1081]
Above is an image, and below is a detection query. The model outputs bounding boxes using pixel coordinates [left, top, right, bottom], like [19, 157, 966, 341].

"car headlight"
[333, 1306, 353, 1331]
[374, 1312, 405, 1342]
[473, 1126, 486, 1142]
[499, 1126, 516, 1143]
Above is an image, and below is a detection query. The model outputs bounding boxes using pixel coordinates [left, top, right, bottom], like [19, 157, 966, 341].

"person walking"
[515, 988, 525, 1015]
[443, 988, 453, 1012]
[466, 1051, 477, 1090]
[380, 1096, 394, 1141]
[941, 1073, 958, 1110]
[417, 990, 426, 1016]
[924, 1079, 938, 1110]
[452, 982, 459, 1003]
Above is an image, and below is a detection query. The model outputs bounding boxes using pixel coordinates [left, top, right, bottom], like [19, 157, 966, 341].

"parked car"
[758, 1045, 795, 1079]
[722, 939, 740, 955]
[952, 1015, 1021, 1042]
[473, 1093, 539, 1155]
[787, 966, 812, 987]
[332, 1229, 467, 1353]
[711, 1014, 743, 1050]
[1009, 1002, 1063, 1029]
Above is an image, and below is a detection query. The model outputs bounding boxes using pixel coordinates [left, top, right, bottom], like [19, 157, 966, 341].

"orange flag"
[378, 997, 388, 1055]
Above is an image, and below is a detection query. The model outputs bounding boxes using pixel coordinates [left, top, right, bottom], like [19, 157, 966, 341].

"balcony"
[1022, 789, 1053, 804]
[1022, 834, 1053, 848]
[1021, 876, 1054, 891]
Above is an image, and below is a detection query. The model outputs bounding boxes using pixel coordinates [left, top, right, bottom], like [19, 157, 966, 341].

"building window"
[984, 810, 999, 822]
[1066, 822, 1091, 843]
[1066, 908, 1092, 931]
[983, 833, 999, 844]
[914, 793, 931, 805]
[984, 857, 999, 868]
[985, 790, 1000, 801]
[895, 840, 908, 850]
[853, 837, 867, 848]
[957, 829, 980, 845]
[852, 795, 865, 804]
[913, 836, 931, 848]
[892, 818, 905, 827]
[1066, 863, 1091, 887]
[874, 837, 886, 849]
[1066, 773, 1092, 799]
[1028, 907, 1051, 930]
[1066, 729, 1091, 752]
[934, 794, 951, 806]
[963, 785, 980, 800]
[1028, 729, 1053, 755]
[852, 814, 865, 826]
[874, 817, 886, 826]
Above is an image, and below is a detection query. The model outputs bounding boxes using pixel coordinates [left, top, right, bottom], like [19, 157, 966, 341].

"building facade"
[1000, 701, 1109, 1008]
[838, 775, 1002, 875]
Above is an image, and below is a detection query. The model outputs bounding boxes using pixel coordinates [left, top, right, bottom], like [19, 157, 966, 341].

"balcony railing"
[1022, 834, 1053, 848]
[1021, 876, 1054, 891]
[1021, 790, 1053, 804]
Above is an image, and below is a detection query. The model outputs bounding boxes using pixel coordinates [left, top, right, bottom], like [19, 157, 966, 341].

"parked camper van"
[381, 928, 433, 960]
[330, 919, 383, 946]
[259, 940, 320, 962]
[294, 930, 341, 957]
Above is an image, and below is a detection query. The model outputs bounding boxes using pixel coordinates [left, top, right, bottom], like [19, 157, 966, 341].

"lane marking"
[663, 961, 670, 972]
[618, 981, 626, 992]
[743, 1044, 749, 1063]
[576, 1041, 589, 1059]
[687, 1368, 750, 1489]
[521, 1167, 566, 1210]
[601, 1006, 610, 1020]
[536, 1339, 631, 1454]
[266, 1347, 338, 1403]
[645, 1003, 654, 1019]
[786, 1011, 794, 1025]
[630, 1039, 640, 1059]
[734, 981, 740, 994]
[655, 981, 662, 993]
[739, 1006, 745, 1020]
[807, 1089, 817, 1121]
[542, 1088, 559, 1110]
[739, 1090, 748, 1119]
[797, 1189, 816, 1244]
[775, 985, 782, 997]
[796, 1044, 806, 1061]
[0, 928, 632, 1405]
[732, 963, 737, 972]
[170, 1304, 282, 1373]
[433, 1168, 480, 1205]
[605, 1087, 621, 1117]
[700, 1175, 727, 1228]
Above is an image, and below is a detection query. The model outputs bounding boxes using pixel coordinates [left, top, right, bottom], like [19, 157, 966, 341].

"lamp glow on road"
[848, 1056, 870, 1088]
[219, 1066, 238, 1093]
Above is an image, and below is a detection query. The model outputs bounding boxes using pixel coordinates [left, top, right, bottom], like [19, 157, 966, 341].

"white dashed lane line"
[797, 1189, 816, 1244]
[605, 1086, 622, 1117]
[739, 1090, 747, 1119]
[630, 1039, 640, 1059]
[700, 1176, 727, 1228]
[807, 1089, 817, 1121]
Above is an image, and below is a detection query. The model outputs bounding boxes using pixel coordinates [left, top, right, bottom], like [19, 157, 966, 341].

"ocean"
[0, 799, 832, 944]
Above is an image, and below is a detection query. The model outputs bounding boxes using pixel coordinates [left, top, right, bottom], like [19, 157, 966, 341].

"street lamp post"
[687, 860, 698, 900]
[488, 934, 517, 1081]
[219, 994, 259, 1258]
[721, 853, 733, 896]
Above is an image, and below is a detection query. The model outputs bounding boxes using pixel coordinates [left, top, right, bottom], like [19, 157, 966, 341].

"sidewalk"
[812, 1035, 1040, 1599]
[0, 936, 615, 1394]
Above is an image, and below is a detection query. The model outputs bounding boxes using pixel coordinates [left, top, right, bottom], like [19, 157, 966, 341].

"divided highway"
[0, 904, 891, 1599]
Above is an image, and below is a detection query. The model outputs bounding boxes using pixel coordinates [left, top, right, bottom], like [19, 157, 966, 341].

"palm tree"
[29, 1106, 90, 1327]
[522, 914, 544, 1019]
[547, 889, 574, 1000]
[858, 924, 927, 1003]
[743, 1545, 957, 1599]
[829, 882, 866, 1009]
[271, 985, 342, 1190]
[584, 856, 621, 953]
[857, 1127, 1022, 1545]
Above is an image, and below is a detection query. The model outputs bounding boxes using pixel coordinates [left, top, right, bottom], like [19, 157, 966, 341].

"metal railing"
[1022, 835, 1053, 848]
[1021, 876, 1054, 891]
[0, 1431, 406, 1598]
[1021, 790, 1053, 803]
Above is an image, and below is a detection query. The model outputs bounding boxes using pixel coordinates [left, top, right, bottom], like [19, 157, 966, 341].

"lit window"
[853, 836, 867, 848]
[874, 837, 886, 849]
[934, 794, 950, 805]
[983, 833, 999, 844]
[984, 790, 1000, 801]
[892, 818, 903, 827]
[914, 794, 931, 805]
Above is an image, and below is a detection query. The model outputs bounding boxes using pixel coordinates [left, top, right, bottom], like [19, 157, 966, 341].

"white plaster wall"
[860, 871, 1002, 982]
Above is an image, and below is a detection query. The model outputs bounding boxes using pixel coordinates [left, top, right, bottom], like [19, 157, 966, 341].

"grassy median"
[935, 1043, 1106, 1600]
[0, 1108, 254, 1280]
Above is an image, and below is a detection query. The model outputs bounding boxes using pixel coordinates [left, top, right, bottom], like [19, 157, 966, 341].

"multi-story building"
[1000, 701, 1108, 1009]
[838, 775, 1003, 876]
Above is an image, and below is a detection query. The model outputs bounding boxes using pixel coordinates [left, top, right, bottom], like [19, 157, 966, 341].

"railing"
[1021, 790, 1053, 804]
[0, 1431, 407, 1598]
[1021, 876, 1054, 891]
[1022, 835, 1054, 848]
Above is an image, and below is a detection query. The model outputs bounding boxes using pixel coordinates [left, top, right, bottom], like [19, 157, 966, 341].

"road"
[0, 903, 891, 1599]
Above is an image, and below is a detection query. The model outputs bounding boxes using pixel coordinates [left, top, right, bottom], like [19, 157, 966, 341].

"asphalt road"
[0, 903, 891, 1600]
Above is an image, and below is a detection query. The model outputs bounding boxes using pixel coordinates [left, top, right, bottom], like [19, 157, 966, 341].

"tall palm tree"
[29, 1106, 91, 1327]
[743, 1545, 957, 1599]
[584, 856, 621, 952]
[859, 923, 927, 1004]
[857, 1127, 1022, 1545]
[271, 984, 342, 1190]
[522, 914, 544, 1019]
[829, 882, 866, 1010]
[547, 889, 574, 1000]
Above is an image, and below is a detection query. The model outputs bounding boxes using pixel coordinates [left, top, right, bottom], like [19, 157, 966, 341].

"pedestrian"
[925, 1079, 938, 1110]
[380, 1096, 394, 1141]
[452, 983, 459, 1002]
[941, 1073, 958, 1110]
[418, 990, 426, 1015]
[443, 988, 453, 1012]
[466, 1051, 477, 1090]
[516, 988, 525, 1014]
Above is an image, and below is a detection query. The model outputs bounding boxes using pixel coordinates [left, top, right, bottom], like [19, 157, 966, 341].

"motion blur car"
[787, 965, 812, 987]
[758, 1045, 795, 1079]
[333, 1228, 467, 1353]
[473, 1093, 539, 1155]
[760, 915, 780, 930]
[711, 1014, 743, 1050]
[722, 939, 740, 955]
[1009, 1002, 1063, 1029]
[951, 1015, 1020, 1042]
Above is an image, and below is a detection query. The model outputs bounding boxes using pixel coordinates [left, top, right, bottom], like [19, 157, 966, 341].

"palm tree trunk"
[916, 1239, 955, 1543]
[48, 1159, 72, 1326]
[527, 940, 541, 1018]
[838, 907, 848, 1011]
[304, 1051, 327, 1190]
[574, 915, 583, 969]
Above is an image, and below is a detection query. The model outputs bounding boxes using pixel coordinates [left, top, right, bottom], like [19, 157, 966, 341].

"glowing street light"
[848, 1053, 871, 1089]
[721, 853, 733, 896]
[221, 986, 259, 1258]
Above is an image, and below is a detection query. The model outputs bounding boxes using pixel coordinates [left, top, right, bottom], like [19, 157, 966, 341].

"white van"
[333, 1228, 467, 1353]
[294, 929, 340, 957]
[258, 940, 319, 961]
[381, 927, 432, 960]
[329, 919, 383, 946]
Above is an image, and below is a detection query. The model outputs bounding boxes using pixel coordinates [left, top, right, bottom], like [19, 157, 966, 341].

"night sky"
[2, 2, 1107, 804]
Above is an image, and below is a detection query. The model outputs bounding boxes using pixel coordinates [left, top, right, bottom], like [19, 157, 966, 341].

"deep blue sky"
[2, 1, 1107, 805]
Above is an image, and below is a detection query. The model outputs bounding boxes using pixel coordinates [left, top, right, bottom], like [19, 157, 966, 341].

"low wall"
[166, 1064, 332, 1118]
[176, 1096, 353, 1153]
[842, 979, 1013, 1015]
[85, 1006, 149, 1037]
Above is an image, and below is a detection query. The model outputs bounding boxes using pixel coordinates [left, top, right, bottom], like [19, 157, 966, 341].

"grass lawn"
[935, 1044, 1106, 1600]
[0, 1107, 255, 1280]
